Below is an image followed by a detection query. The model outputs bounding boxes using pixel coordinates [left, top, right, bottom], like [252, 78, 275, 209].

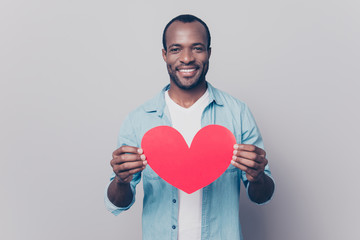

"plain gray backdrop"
[1, 0, 359, 239]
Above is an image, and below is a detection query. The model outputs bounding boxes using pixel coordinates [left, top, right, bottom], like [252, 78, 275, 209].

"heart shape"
[141, 125, 236, 194]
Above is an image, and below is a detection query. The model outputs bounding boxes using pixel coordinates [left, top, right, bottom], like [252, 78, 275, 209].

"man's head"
[162, 14, 211, 90]
[162, 14, 211, 52]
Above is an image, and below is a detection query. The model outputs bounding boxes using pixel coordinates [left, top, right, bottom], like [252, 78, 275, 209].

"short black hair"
[162, 14, 211, 51]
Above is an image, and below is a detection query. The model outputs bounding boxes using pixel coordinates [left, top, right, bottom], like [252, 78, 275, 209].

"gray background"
[1, 0, 359, 239]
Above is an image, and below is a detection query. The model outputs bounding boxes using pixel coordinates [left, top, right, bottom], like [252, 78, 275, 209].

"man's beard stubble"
[167, 63, 208, 90]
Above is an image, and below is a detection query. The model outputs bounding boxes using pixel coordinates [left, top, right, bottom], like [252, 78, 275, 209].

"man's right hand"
[110, 146, 147, 184]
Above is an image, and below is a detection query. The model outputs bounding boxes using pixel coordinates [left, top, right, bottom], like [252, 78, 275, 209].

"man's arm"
[107, 146, 147, 207]
[247, 172, 275, 204]
[231, 144, 275, 204]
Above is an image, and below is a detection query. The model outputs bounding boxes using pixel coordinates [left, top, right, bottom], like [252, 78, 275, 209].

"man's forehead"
[165, 21, 208, 46]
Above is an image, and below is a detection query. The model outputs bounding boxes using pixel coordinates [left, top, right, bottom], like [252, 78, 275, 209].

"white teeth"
[179, 69, 195, 73]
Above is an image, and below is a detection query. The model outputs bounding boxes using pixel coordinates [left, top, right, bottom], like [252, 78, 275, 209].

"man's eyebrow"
[168, 44, 182, 48]
[192, 43, 206, 47]
[168, 43, 206, 48]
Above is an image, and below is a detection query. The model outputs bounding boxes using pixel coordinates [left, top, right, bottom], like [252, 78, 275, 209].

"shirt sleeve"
[240, 104, 275, 205]
[104, 114, 142, 215]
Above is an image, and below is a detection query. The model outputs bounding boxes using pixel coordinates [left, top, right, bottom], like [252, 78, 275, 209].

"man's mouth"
[178, 68, 196, 73]
[176, 67, 199, 77]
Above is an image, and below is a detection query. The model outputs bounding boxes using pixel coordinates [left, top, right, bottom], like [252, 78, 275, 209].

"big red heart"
[141, 125, 236, 194]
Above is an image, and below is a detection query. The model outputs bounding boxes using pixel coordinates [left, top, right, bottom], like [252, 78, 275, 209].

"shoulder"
[128, 92, 162, 117]
[123, 88, 166, 129]
[118, 90, 164, 143]
[209, 84, 248, 110]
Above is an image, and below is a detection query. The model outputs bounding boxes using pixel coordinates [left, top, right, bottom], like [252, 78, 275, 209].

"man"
[105, 14, 275, 240]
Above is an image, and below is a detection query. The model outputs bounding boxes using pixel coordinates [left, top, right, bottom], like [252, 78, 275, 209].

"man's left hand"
[231, 144, 268, 183]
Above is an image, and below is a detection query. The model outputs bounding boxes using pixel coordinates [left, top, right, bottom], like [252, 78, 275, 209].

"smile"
[178, 68, 196, 73]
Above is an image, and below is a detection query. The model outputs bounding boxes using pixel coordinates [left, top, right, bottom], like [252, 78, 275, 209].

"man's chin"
[169, 71, 206, 90]
[176, 79, 204, 90]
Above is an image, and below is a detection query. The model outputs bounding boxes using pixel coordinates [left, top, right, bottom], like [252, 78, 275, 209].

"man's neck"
[168, 81, 208, 108]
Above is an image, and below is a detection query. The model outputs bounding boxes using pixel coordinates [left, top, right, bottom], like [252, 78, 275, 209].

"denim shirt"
[105, 83, 274, 240]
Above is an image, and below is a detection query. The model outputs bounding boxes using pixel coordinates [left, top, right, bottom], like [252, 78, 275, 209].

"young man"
[105, 14, 275, 240]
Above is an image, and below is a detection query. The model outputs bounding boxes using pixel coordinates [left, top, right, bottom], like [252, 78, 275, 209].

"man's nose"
[179, 49, 195, 64]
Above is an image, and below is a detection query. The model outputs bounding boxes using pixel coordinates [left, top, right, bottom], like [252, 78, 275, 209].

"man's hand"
[110, 146, 147, 184]
[231, 144, 274, 203]
[231, 144, 268, 183]
[108, 146, 147, 207]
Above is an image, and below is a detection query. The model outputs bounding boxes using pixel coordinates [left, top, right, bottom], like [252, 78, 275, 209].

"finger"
[231, 160, 263, 180]
[111, 153, 144, 165]
[232, 156, 261, 170]
[231, 160, 249, 172]
[113, 160, 145, 173]
[118, 166, 144, 178]
[233, 150, 266, 164]
[116, 164, 145, 182]
[234, 144, 266, 157]
[115, 162, 146, 182]
[233, 150, 257, 160]
[112, 146, 143, 158]
[117, 174, 133, 184]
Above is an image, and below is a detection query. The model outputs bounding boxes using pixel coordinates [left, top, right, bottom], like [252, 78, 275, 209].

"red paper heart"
[141, 125, 236, 194]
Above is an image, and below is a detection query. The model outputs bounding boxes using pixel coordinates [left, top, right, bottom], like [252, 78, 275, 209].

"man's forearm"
[247, 173, 275, 204]
[107, 178, 133, 207]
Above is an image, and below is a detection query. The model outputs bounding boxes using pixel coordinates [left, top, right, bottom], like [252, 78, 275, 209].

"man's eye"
[194, 47, 204, 52]
[170, 48, 180, 53]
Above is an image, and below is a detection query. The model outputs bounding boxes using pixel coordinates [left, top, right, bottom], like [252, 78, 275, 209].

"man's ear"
[162, 49, 167, 62]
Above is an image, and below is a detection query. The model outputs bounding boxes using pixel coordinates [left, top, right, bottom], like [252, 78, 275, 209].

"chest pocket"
[142, 165, 161, 180]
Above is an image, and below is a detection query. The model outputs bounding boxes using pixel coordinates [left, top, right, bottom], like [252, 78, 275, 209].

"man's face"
[162, 21, 211, 90]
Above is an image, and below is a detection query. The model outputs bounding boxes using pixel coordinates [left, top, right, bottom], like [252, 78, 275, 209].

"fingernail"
[138, 148, 143, 154]
[231, 160, 236, 165]
[233, 144, 239, 149]
[143, 160, 148, 166]
[140, 155, 146, 161]
[232, 155, 237, 160]
[233, 150, 237, 155]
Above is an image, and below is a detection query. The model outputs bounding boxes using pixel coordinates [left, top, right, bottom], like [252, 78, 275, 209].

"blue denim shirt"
[105, 83, 274, 240]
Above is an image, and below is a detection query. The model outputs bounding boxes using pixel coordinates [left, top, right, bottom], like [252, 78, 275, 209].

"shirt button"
[172, 225, 176, 229]
[172, 199, 176, 203]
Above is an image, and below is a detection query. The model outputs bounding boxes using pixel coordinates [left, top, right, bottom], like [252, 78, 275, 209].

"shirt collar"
[143, 82, 224, 116]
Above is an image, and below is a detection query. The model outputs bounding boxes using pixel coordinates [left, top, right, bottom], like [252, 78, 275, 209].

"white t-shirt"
[165, 89, 209, 240]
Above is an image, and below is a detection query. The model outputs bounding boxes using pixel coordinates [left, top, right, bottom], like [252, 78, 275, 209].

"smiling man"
[105, 14, 275, 240]
[163, 20, 210, 90]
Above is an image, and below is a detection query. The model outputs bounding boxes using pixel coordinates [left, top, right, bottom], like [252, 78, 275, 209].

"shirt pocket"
[142, 165, 161, 180]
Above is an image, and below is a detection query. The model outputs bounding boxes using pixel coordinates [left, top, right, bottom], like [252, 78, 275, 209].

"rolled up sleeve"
[240, 104, 275, 205]
[104, 114, 142, 215]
